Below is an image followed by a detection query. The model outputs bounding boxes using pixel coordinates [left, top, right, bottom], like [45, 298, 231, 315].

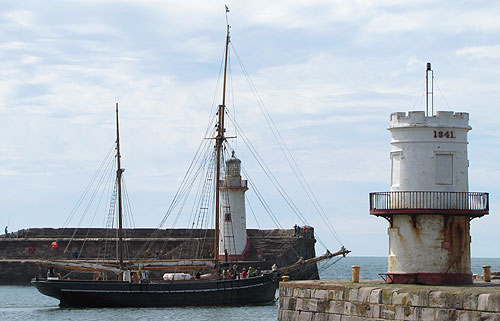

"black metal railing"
[369, 191, 489, 217]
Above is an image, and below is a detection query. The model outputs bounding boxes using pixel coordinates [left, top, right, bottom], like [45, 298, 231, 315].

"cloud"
[3, 10, 36, 28]
[457, 45, 500, 59]
[365, 11, 430, 33]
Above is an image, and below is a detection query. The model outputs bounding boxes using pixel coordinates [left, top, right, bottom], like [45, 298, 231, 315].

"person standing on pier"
[4, 226, 7, 238]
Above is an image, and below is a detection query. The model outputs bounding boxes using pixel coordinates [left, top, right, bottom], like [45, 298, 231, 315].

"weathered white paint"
[389, 111, 470, 193]
[387, 111, 472, 275]
[219, 153, 249, 258]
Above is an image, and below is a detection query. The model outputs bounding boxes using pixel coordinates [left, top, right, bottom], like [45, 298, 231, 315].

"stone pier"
[0, 227, 318, 284]
[278, 280, 500, 321]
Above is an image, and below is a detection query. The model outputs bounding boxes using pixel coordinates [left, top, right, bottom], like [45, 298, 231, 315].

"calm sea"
[2, 257, 499, 321]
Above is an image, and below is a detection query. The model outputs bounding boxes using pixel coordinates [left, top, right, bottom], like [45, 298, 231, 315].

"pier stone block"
[368, 288, 383, 304]
[395, 306, 421, 320]
[326, 300, 344, 314]
[280, 309, 297, 321]
[393, 289, 429, 307]
[294, 288, 311, 299]
[296, 298, 309, 311]
[345, 302, 372, 318]
[445, 292, 464, 310]
[328, 288, 343, 301]
[478, 293, 490, 311]
[312, 289, 329, 300]
[392, 291, 409, 306]
[281, 297, 297, 311]
[381, 288, 394, 305]
[297, 311, 312, 321]
[421, 307, 435, 320]
[380, 304, 396, 319]
[478, 312, 500, 321]
[463, 292, 479, 310]
[343, 301, 353, 315]
[429, 291, 447, 308]
[303, 298, 319, 312]
[479, 293, 500, 312]
[457, 310, 480, 321]
[357, 287, 377, 302]
[346, 287, 359, 301]
[435, 308, 458, 321]
[310, 312, 328, 321]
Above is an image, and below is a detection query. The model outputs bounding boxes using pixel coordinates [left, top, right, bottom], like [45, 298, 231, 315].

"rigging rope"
[230, 44, 344, 247]
[433, 75, 452, 110]
[412, 77, 427, 110]
[225, 112, 330, 250]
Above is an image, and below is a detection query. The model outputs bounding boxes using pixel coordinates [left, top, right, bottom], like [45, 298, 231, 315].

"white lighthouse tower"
[218, 151, 250, 261]
[370, 64, 489, 285]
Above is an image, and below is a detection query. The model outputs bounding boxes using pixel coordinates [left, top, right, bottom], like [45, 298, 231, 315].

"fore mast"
[115, 102, 125, 270]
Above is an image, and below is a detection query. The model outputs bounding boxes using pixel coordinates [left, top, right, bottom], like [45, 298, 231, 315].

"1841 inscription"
[433, 131, 455, 139]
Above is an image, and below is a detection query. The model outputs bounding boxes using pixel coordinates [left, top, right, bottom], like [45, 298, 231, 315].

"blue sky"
[1, 0, 499, 257]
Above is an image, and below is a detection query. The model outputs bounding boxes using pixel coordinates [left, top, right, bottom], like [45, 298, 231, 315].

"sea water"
[1, 257, 499, 321]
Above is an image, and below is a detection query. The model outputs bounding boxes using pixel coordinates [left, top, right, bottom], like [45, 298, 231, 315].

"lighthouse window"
[435, 154, 453, 185]
[224, 213, 232, 222]
[391, 152, 401, 187]
[227, 163, 240, 176]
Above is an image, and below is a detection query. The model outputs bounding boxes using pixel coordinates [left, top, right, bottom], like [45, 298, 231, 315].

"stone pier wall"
[0, 227, 317, 284]
[278, 280, 500, 321]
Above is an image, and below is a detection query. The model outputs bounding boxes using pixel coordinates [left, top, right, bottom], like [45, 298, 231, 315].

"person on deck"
[47, 267, 57, 278]
[232, 265, 238, 279]
[241, 268, 247, 278]
[4, 226, 7, 238]
[93, 272, 102, 281]
[257, 249, 263, 261]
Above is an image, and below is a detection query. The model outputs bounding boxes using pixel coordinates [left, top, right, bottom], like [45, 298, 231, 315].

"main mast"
[115, 102, 124, 269]
[214, 17, 230, 276]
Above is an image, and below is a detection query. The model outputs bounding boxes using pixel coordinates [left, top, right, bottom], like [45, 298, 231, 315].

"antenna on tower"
[426, 62, 434, 116]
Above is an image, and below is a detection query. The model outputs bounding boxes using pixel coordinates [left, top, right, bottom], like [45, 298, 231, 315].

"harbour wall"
[0, 227, 317, 284]
[278, 280, 500, 321]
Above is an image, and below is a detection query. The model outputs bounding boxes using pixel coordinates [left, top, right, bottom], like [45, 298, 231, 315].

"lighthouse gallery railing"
[369, 191, 489, 217]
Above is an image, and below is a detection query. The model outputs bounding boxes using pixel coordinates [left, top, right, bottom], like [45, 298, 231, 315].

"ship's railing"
[369, 191, 489, 217]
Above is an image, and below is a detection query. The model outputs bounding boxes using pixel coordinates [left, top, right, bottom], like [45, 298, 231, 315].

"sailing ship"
[32, 13, 349, 308]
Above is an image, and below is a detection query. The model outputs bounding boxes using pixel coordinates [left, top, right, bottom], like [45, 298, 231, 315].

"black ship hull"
[31, 273, 278, 307]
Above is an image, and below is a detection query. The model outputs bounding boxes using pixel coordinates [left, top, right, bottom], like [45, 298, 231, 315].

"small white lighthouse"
[370, 64, 489, 285]
[219, 151, 250, 261]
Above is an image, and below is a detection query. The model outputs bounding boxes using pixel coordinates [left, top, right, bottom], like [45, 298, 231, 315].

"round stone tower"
[219, 151, 250, 261]
[370, 111, 489, 285]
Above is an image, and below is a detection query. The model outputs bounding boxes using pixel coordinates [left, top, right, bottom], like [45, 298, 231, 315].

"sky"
[1, 0, 499, 257]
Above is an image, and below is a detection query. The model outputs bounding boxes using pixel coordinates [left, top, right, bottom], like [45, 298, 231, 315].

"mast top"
[225, 5, 230, 29]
